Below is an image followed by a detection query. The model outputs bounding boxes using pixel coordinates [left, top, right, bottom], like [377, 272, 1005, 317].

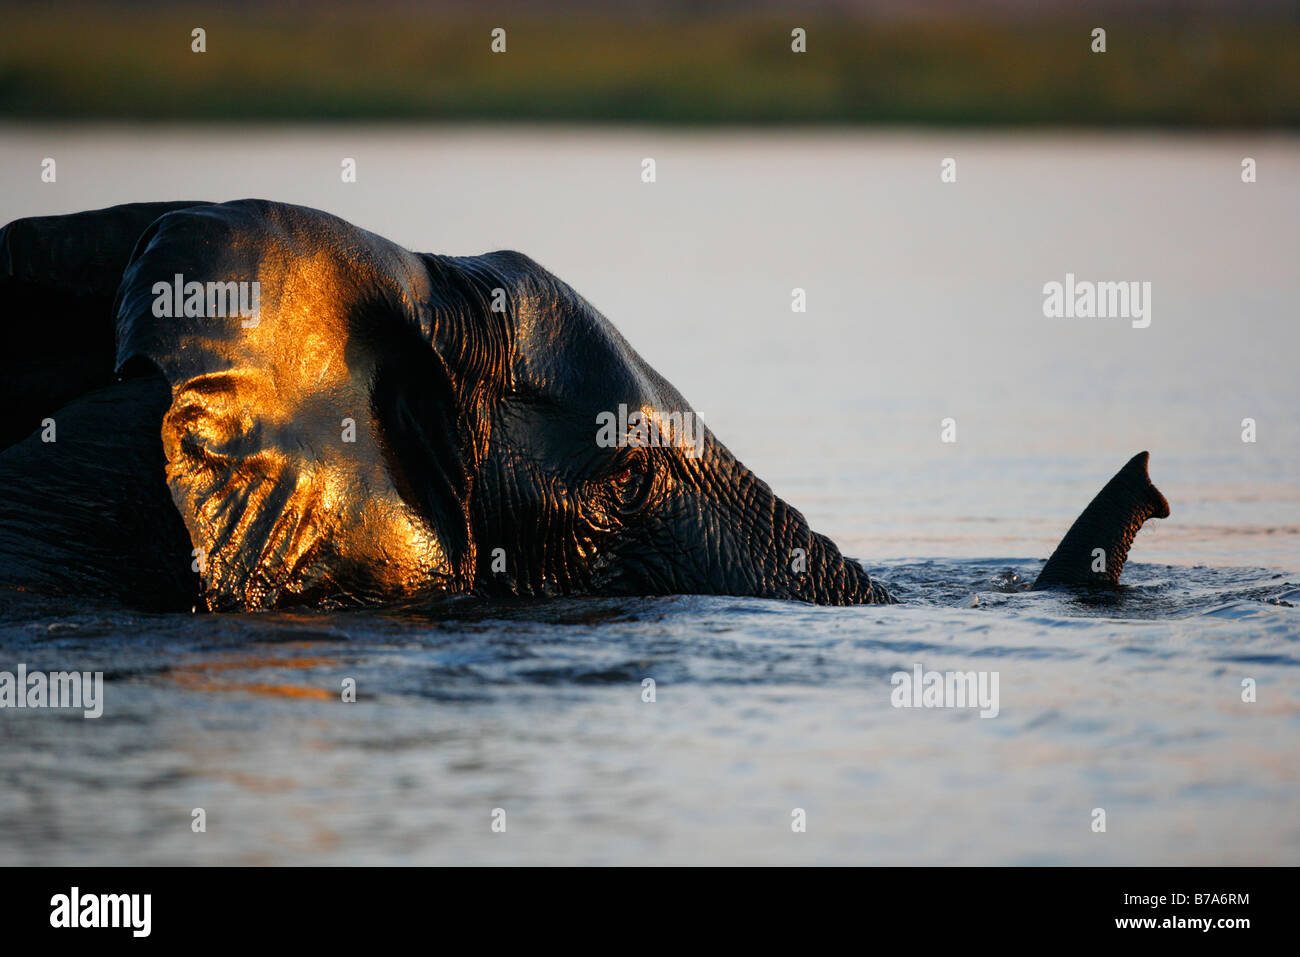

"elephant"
[0, 200, 1168, 611]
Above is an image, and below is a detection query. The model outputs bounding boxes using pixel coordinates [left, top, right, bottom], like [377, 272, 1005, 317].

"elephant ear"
[114, 200, 504, 610]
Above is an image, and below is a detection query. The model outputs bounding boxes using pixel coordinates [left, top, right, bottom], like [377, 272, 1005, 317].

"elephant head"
[109, 200, 892, 610]
[442, 252, 891, 605]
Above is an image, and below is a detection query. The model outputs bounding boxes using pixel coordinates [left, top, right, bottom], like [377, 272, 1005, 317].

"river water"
[0, 127, 1296, 864]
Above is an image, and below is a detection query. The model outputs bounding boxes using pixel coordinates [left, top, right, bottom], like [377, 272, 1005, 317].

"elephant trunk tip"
[1031, 450, 1170, 590]
[1131, 451, 1171, 519]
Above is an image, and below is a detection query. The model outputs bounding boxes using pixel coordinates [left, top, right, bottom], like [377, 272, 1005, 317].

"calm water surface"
[0, 127, 1296, 864]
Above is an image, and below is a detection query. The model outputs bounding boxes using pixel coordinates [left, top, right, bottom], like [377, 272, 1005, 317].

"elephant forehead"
[513, 301, 696, 428]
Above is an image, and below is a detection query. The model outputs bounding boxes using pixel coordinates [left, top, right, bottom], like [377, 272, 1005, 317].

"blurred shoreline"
[2, 5, 1297, 127]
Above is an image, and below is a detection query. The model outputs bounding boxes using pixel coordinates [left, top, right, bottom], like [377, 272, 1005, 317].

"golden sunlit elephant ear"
[113, 200, 480, 610]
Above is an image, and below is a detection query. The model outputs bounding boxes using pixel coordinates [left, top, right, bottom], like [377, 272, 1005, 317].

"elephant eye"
[606, 456, 654, 514]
